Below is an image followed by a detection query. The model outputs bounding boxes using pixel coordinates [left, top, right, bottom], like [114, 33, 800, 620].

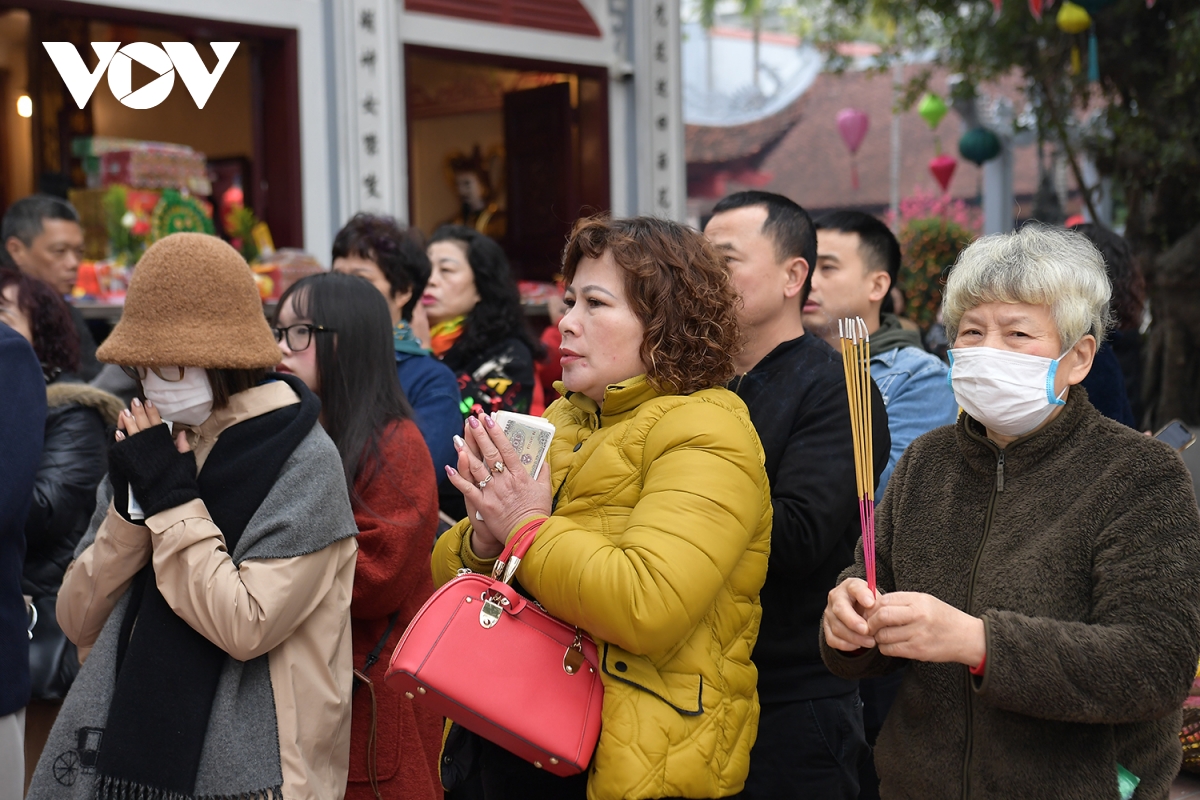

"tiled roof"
[685, 93, 807, 165]
[687, 66, 1042, 215]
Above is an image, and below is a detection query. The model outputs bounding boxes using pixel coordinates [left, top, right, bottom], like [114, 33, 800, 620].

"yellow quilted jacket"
[432, 376, 772, 800]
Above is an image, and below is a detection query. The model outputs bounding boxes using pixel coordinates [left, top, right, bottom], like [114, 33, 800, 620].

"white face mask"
[948, 346, 1068, 437]
[141, 367, 214, 427]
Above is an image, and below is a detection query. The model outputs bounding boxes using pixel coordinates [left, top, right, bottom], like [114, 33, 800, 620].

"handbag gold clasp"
[479, 591, 509, 629]
[563, 630, 585, 675]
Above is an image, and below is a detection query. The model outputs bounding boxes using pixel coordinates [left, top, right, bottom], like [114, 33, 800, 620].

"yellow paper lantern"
[1057, 1, 1091, 34]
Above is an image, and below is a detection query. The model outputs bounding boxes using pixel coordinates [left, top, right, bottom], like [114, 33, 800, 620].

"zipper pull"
[996, 451, 1005, 492]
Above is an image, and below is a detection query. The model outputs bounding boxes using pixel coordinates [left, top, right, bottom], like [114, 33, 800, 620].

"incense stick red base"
[860, 498, 876, 592]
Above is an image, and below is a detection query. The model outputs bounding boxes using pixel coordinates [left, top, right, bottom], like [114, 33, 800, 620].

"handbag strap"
[352, 610, 402, 800]
[362, 610, 402, 674]
[492, 517, 547, 585]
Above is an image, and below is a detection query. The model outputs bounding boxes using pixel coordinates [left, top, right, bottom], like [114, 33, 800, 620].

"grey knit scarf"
[27, 424, 357, 800]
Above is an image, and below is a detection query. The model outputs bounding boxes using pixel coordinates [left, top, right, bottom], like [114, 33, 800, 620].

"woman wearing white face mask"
[28, 234, 360, 800]
[820, 225, 1200, 799]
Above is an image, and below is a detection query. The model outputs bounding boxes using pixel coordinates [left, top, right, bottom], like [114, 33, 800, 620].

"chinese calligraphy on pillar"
[636, 0, 684, 220]
[342, 0, 400, 214]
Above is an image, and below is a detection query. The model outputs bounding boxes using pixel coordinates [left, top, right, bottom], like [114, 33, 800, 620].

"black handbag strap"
[361, 611, 401, 675]
[353, 611, 400, 800]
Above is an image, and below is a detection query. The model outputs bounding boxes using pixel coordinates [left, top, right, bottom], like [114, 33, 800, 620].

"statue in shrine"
[443, 145, 506, 241]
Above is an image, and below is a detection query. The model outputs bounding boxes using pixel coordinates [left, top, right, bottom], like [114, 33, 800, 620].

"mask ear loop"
[1046, 346, 1074, 405]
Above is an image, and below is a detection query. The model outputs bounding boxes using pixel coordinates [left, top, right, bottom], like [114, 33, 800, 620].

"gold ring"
[492, 461, 506, 474]
[477, 474, 493, 489]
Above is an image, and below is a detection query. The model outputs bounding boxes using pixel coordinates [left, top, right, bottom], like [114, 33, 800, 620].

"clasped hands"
[444, 412, 552, 560]
[109, 398, 199, 521]
[823, 578, 986, 668]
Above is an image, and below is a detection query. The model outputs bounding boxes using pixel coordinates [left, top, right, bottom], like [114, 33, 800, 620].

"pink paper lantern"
[836, 108, 870, 155]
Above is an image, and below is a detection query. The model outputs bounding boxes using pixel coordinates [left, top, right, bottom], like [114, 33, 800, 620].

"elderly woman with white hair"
[820, 225, 1200, 799]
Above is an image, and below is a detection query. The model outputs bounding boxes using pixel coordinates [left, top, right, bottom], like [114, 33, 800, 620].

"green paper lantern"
[959, 127, 1002, 166]
[918, 93, 949, 130]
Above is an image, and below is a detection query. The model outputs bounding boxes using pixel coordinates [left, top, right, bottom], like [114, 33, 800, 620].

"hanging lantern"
[1057, 1, 1091, 33]
[918, 94, 948, 130]
[929, 154, 958, 193]
[836, 108, 870, 190]
[1029, 0, 1044, 22]
[990, 0, 1003, 16]
[1057, 1, 1091, 78]
[959, 128, 1002, 166]
[1087, 28, 1100, 82]
[1073, 0, 1113, 82]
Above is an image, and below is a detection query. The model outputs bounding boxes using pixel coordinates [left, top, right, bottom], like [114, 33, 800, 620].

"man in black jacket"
[0, 321, 47, 797]
[705, 191, 889, 799]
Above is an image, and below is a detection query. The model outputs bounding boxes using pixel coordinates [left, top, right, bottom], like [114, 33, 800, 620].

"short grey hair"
[943, 225, 1112, 348]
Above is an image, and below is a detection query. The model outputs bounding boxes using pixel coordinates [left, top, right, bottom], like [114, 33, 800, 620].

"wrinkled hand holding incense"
[840, 317, 876, 592]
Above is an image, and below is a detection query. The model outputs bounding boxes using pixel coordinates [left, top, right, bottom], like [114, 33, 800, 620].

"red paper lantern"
[929, 154, 958, 193]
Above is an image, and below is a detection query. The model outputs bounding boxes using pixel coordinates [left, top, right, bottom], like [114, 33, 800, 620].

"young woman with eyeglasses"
[28, 234, 360, 800]
[274, 271, 443, 800]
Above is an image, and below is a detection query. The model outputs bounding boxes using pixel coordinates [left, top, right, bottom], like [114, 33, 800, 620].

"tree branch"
[1037, 76, 1100, 223]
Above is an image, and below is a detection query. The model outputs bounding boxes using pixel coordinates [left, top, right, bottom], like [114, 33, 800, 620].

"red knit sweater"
[346, 420, 443, 800]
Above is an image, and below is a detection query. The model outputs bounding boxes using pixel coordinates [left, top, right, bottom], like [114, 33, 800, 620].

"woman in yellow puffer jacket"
[433, 215, 772, 800]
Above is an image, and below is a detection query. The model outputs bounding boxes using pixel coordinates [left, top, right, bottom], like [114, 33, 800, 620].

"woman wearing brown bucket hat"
[27, 233, 360, 800]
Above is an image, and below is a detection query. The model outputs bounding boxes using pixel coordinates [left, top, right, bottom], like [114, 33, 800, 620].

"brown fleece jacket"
[821, 388, 1200, 800]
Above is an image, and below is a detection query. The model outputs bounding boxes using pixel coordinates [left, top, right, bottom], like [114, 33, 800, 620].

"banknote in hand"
[495, 411, 555, 480]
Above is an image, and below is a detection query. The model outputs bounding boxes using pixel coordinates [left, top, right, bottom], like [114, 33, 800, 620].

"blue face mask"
[948, 346, 1068, 437]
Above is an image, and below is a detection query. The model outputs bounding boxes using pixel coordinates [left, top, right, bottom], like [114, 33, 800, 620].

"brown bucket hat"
[96, 233, 281, 369]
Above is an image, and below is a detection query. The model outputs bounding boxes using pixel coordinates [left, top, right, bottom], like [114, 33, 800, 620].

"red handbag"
[386, 520, 604, 777]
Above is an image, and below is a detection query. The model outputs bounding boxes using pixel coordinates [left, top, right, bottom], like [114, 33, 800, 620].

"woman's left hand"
[866, 591, 986, 667]
[445, 412, 553, 548]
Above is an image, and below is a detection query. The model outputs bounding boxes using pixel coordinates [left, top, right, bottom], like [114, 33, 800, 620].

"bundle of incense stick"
[839, 316, 876, 591]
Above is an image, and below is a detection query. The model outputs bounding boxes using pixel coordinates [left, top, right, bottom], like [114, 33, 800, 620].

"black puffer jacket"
[21, 381, 122, 600]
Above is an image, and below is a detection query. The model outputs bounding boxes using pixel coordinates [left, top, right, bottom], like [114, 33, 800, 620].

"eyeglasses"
[273, 323, 335, 352]
[121, 365, 186, 382]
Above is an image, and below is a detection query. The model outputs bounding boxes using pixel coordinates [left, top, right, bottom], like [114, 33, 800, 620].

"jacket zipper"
[962, 448, 1004, 799]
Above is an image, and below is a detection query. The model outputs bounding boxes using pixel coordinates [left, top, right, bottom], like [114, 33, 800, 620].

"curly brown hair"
[0, 268, 79, 375]
[561, 215, 741, 395]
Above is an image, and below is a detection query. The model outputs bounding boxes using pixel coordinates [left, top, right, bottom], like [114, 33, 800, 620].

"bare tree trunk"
[1143, 222, 1200, 428]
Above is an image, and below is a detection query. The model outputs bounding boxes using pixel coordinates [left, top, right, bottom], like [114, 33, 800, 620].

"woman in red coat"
[276, 272, 443, 800]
